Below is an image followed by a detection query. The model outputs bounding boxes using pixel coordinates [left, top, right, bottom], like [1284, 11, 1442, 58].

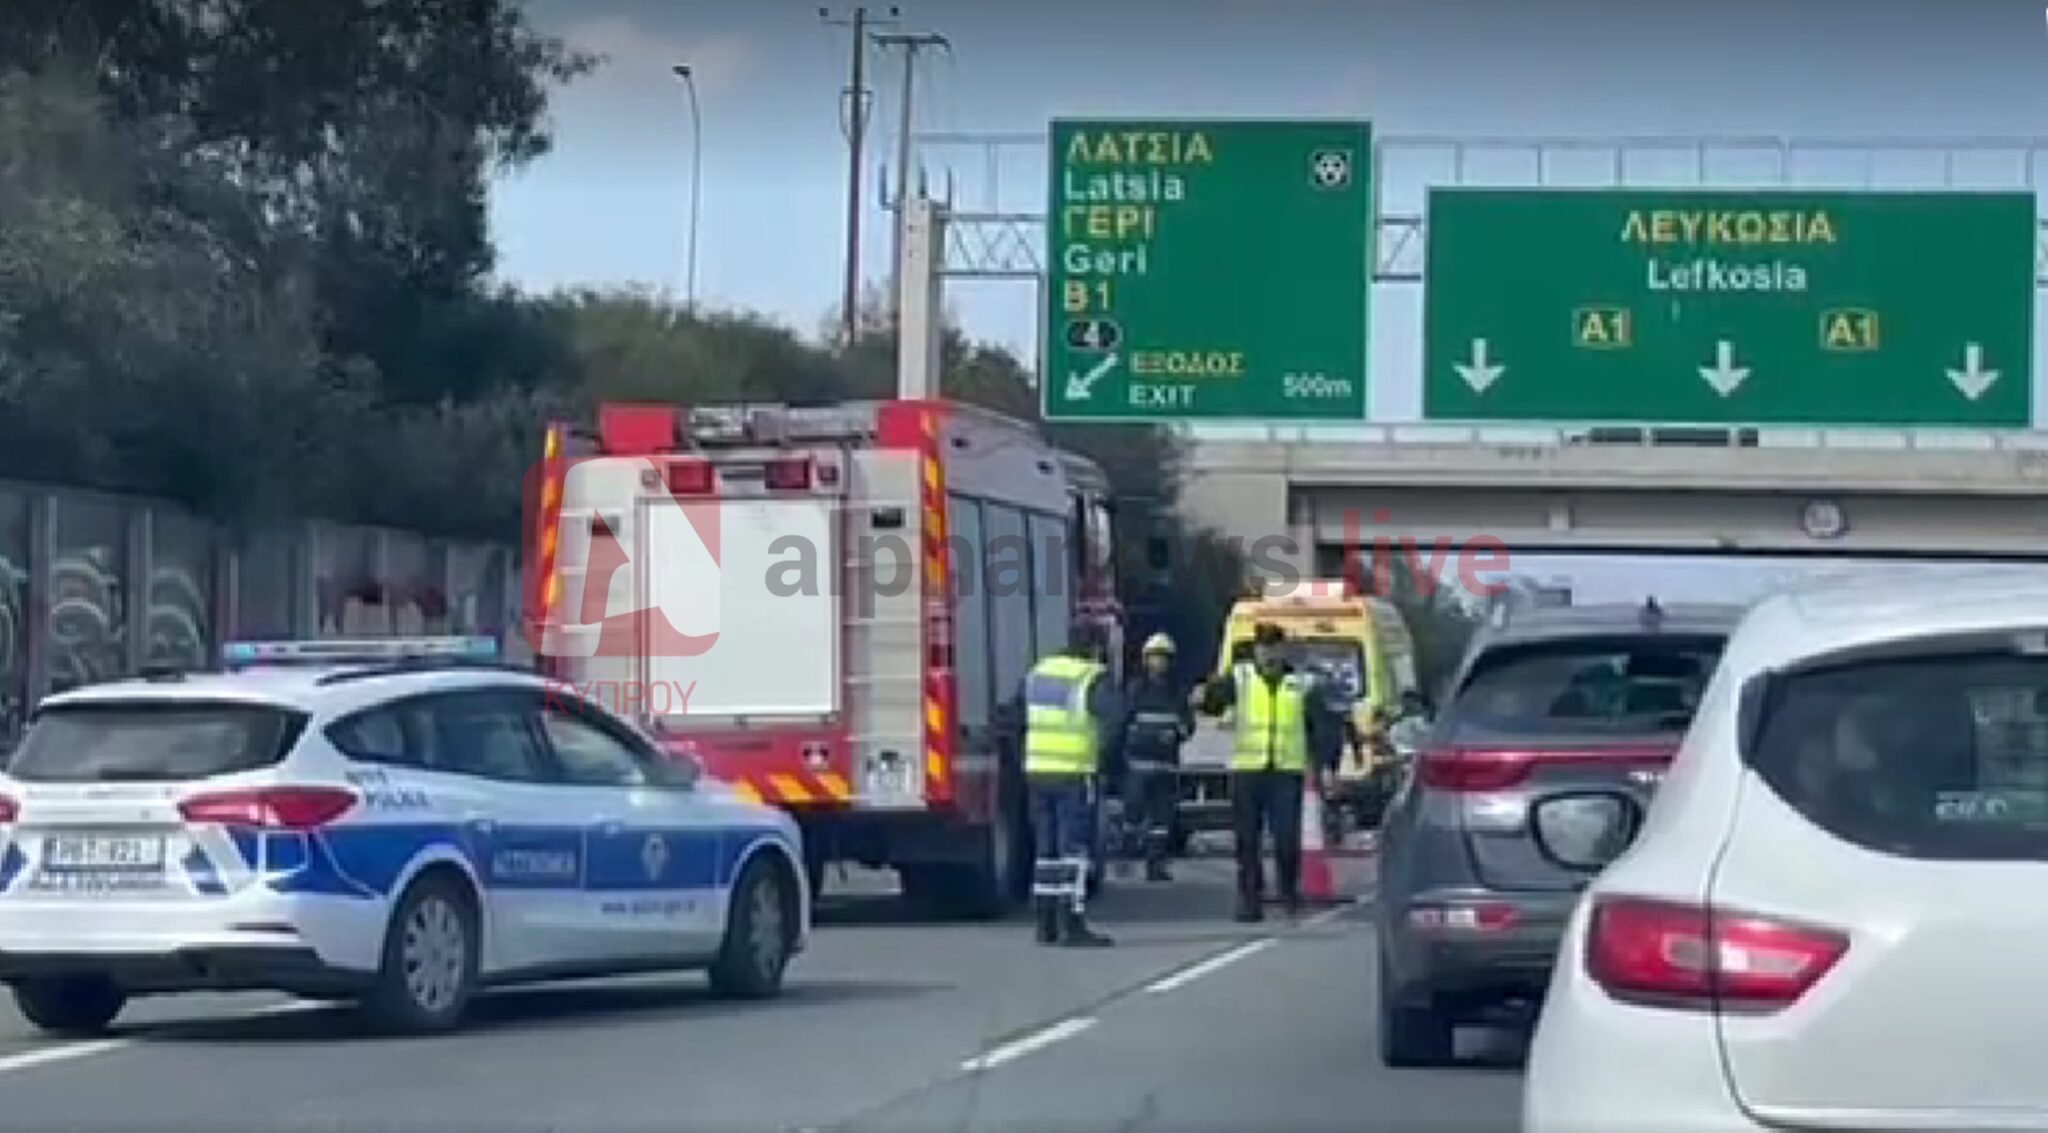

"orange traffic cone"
[1298, 776, 1339, 905]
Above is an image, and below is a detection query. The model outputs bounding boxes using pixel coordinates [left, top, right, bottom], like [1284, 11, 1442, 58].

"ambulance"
[1178, 579, 1423, 847]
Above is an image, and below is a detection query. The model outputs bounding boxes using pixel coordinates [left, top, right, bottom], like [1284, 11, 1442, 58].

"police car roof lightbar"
[223, 637, 501, 668]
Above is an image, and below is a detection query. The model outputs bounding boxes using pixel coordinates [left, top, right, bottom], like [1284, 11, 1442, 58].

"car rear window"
[1750, 652, 2048, 860]
[1446, 634, 1723, 738]
[6, 701, 309, 783]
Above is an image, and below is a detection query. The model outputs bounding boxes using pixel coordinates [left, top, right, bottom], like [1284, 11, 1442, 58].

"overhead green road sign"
[1043, 118, 1374, 422]
[1422, 189, 2037, 426]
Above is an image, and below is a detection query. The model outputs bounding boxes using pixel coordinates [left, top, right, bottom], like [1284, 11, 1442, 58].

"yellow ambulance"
[1177, 579, 1423, 845]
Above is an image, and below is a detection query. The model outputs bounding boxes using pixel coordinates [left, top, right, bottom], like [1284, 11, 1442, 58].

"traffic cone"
[1298, 776, 1339, 905]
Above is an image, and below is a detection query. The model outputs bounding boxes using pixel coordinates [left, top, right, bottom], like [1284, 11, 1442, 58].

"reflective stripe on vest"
[1232, 664, 1309, 772]
[1024, 656, 1104, 776]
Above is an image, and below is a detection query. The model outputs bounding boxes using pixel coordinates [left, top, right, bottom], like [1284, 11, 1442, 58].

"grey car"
[1373, 598, 1741, 1067]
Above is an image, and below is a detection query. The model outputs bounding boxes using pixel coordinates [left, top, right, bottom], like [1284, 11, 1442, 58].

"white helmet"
[1142, 632, 1175, 656]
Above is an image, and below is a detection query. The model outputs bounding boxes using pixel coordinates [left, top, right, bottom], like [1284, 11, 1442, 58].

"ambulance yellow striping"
[923, 457, 940, 493]
[768, 774, 813, 804]
[815, 772, 852, 801]
[926, 748, 945, 780]
[730, 780, 763, 805]
[926, 700, 944, 733]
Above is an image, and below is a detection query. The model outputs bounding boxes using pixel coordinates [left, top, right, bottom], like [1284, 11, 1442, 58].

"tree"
[0, 65, 341, 520]
[0, 0, 595, 405]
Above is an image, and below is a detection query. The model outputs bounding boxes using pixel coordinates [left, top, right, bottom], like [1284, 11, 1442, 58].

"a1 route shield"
[1043, 118, 1374, 422]
[1422, 188, 2036, 427]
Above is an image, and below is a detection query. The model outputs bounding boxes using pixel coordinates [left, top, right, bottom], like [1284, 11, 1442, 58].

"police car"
[0, 637, 809, 1036]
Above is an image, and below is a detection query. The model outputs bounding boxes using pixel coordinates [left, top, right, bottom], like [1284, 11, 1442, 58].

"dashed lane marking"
[959, 1016, 1098, 1073]
[0, 999, 326, 1076]
[1140, 902, 1350, 996]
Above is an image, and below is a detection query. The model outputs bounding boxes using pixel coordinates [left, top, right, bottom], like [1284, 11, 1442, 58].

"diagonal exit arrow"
[1065, 352, 1119, 401]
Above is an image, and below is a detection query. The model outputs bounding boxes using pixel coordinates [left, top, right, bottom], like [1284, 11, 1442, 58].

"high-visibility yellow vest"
[1232, 664, 1310, 773]
[1023, 655, 1106, 776]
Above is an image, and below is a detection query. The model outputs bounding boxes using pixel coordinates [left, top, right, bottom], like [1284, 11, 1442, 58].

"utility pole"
[820, 5, 899, 347]
[872, 30, 949, 328]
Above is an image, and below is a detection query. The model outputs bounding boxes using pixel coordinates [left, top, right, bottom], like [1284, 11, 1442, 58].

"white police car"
[0, 637, 809, 1036]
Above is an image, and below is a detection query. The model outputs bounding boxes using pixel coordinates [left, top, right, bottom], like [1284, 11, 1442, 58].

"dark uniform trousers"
[1028, 774, 1095, 905]
[1230, 767, 1305, 908]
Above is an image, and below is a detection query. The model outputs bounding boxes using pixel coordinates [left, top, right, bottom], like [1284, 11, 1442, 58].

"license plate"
[43, 835, 166, 871]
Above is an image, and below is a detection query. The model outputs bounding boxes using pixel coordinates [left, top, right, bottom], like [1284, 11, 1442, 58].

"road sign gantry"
[1042, 118, 1375, 423]
[1422, 188, 2037, 427]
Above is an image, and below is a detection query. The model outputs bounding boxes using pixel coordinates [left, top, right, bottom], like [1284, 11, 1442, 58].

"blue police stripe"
[254, 824, 787, 901]
[0, 843, 23, 891]
[182, 845, 227, 896]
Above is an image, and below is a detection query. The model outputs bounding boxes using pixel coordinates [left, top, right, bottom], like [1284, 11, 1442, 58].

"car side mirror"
[1530, 791, 1642, 872]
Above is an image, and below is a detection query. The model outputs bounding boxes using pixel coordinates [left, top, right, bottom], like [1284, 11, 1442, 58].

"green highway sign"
[1043, 119, 1374, 422]
[1422, 189, 2037, 426]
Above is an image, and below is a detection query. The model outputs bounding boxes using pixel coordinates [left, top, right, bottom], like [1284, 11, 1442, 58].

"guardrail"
[1179, 424, 2048, 452]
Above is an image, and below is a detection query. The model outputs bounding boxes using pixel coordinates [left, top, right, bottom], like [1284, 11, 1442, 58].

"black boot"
[1060, 907, 1114, 948]
[1146, 861, 1172, 882]
[1033, 897, 1062, 944]
[1234, 896, 1265, 923]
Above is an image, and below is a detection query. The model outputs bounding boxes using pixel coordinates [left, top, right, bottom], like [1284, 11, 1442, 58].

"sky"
[486, 0, 2048, 604]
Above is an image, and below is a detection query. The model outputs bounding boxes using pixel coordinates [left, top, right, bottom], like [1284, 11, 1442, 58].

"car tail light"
[0, 795, 17, 823]
[179, 787, 357, 830]
[666, 459, 715, 495]
[1586, 896, 1847, 1011]
[1420, 745, 1676, 793]
[1420, 747, 1538, 792]
[765, 457, 811, 490]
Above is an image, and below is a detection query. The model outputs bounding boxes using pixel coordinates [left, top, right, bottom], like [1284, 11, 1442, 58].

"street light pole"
[670, 64, 703, 312]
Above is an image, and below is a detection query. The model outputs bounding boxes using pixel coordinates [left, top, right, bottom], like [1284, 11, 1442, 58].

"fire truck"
[526, 399, 1125, 919]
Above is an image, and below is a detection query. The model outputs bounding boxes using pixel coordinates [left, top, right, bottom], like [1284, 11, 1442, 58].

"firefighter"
[1198, 621, 1345, 922]
[1122, 632, 1195, 882]
[1016, 623, 1125, 948]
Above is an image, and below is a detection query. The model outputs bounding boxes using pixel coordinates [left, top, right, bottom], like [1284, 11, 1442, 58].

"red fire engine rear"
[526, 399, 1122, 918]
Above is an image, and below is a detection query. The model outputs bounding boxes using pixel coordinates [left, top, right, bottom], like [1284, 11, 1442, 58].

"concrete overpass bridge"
[1175, 425, 2048, 582]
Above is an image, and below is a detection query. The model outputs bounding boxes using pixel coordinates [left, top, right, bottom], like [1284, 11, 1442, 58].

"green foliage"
[1375, 555, 1481, 698]
[0, 11, 1236, 650]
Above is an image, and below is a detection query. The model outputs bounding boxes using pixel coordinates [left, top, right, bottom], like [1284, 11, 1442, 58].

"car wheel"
[709, 858, 792, 999]
[1377, 955, 1455, 1067]
[363, 873, 479, 1035]
[12, 975, 125, 1037]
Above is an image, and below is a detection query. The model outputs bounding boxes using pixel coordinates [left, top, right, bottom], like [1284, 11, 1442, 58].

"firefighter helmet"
[1141, 632, 1175, 656]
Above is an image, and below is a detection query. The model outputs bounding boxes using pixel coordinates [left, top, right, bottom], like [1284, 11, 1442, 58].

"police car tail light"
[1586, 896, 1847, 1012]
[0, 795, 17, 823]
[179, 787, 357, 830]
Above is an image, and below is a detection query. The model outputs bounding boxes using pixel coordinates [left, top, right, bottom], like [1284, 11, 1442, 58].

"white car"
[1525, 571, 2048, 1131]
[0, 637, 809, 1036]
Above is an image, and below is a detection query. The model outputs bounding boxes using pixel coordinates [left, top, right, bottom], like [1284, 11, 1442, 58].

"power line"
[872, 29, 950, 328]
[819, 5, 901, 347]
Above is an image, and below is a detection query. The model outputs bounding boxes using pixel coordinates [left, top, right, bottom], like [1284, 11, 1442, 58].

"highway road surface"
[0, 854, 1524, 1133]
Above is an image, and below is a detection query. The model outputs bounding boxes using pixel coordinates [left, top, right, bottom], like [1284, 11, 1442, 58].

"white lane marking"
[0, 1038, 131, 1074]
[959, 1016, 1097, 1072]
[0, 999, 328, 1076]
[1143, 939, 1274, 994]
[1141, 903, 1353, 996]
